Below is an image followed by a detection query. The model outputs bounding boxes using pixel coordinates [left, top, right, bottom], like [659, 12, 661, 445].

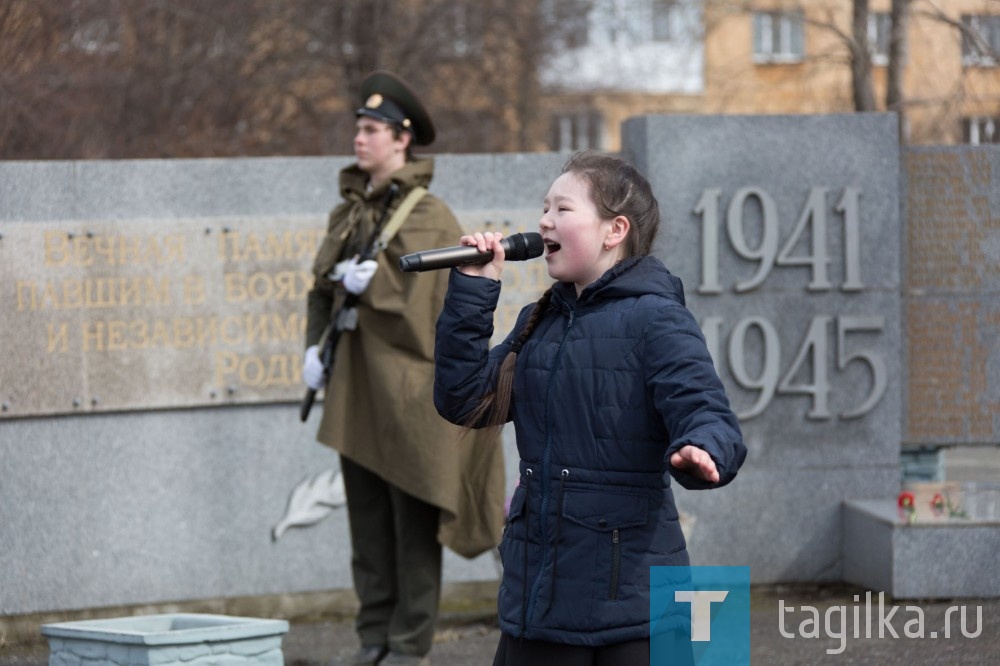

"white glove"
[302, 345, 326, 390]
[343, 258, 379, 295]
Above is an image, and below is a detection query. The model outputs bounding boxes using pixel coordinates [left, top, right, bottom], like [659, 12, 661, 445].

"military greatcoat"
[307, 157, 505, 558]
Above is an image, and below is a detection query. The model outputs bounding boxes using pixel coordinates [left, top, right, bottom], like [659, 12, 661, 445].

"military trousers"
[340, 455, 443, 657]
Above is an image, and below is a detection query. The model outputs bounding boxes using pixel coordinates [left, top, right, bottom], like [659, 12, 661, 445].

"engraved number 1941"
[693, 187, 863, 294]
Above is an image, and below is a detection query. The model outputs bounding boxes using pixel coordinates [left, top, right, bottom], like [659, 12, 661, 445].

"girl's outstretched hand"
[670, 445, 720, 484]
[457, 231, 505, 281]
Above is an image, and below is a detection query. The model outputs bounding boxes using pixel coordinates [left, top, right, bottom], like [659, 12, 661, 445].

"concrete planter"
[41, 614, 289, 666]
[842, 497, 1000, 599]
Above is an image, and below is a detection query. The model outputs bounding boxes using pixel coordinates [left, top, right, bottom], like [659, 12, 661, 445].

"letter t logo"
[675, 590, 729, 641]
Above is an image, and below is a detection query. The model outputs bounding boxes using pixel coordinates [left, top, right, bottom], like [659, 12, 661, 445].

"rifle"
[300, 183, 400, 422]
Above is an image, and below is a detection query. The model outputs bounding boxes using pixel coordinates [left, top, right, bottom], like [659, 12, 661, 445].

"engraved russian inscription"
[0, 218, 325, 418]
[0, 212, 548, 418]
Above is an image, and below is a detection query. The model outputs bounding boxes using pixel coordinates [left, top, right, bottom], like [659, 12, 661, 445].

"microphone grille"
[508, 232, 544, 261]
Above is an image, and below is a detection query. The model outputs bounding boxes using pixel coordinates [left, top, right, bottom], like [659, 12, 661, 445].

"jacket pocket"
[498, 483, 531, 596]
[497, 482, 529, 634]
[505, 484, 526, 527]
[562, 489, 648, 602]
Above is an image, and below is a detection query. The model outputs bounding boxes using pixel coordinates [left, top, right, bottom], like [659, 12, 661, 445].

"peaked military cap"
[356, 70, 436, 146]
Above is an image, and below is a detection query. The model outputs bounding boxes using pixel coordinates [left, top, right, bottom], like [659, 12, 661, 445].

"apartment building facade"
[541, 0, 1000, 150]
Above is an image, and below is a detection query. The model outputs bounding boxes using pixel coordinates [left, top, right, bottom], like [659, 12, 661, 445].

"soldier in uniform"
[302, 71, 506, 666]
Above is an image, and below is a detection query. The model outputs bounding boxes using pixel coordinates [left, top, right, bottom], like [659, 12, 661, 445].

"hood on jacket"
[552, 255, 687, 310]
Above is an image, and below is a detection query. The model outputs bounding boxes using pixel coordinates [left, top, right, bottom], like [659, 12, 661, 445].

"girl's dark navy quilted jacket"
[434, 255, 747, 646]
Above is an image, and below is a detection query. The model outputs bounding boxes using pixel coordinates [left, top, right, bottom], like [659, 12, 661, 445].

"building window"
[652, 0, 677, 42]
[550, 111, 603, 152]
[753, 11, 804, 63]
[868, 12, 892, 65]
[565, 0, 678, 47]
[964, 116, 1000, 144]
[962, 14, 1000, 66]
[542, 0, 589, 50]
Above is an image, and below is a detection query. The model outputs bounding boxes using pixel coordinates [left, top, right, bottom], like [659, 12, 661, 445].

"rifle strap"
[372, 186, 427, 253]
[321, 186, 428, 344]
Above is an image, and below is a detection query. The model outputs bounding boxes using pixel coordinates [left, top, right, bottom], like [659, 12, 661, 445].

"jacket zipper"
[610, 528, 621, 600]
[549, 468, 569, 604]
[524, 307, 574, 633]
[520, 468, 532, 636]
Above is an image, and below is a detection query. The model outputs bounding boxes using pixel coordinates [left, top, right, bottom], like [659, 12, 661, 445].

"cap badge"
[365, 93, 383, 109]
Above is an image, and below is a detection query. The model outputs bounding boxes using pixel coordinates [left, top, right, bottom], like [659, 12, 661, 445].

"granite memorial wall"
[1, 115, 996, 616]
[0, 154, 560, 616]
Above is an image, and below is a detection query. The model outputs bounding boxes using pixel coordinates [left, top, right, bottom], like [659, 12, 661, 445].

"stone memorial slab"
[622, 113, 903, 581]
[843, 498, 1000, 599]
[904, 148, 1000, 446]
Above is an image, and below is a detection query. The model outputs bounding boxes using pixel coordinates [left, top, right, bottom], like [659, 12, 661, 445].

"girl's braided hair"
[463, 151, 660, 431]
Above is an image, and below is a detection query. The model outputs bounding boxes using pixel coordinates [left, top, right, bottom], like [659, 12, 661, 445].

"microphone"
[398, 232, 544, 272]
